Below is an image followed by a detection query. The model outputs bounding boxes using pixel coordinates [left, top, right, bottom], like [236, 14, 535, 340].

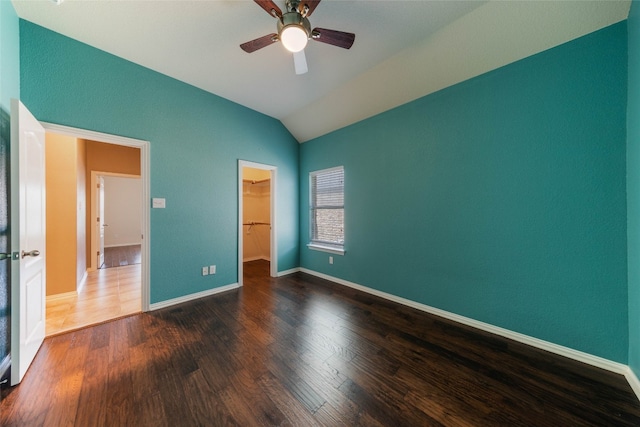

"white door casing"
[43, 123, 150, 312]
[98, 176, 105, 268]
[90, 171, 139, 271]
[237, 160, 277, 286]
[10, 99, 46, 386]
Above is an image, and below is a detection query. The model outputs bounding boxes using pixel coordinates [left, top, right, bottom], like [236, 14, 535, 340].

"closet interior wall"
[242, 177, 271, 262]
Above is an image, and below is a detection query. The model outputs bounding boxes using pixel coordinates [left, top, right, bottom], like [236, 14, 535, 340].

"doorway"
[42, 123, 150, 335]
[238, 160, 277, 286]
[91, 173, 142, 270]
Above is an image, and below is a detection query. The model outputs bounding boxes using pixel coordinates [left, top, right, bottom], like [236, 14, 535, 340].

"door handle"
[21, 250, 40, 259]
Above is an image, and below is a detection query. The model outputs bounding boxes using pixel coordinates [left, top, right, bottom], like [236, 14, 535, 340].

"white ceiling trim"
[284, 0, 631, 143]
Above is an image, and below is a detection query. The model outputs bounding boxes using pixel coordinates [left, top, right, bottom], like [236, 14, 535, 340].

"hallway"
[45, 264, 141, 336]
[100, 244, 141, 269]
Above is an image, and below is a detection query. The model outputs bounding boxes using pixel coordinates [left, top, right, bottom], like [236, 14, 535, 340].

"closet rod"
[243, 222, 271, 226]
[242, 179, 270, 185]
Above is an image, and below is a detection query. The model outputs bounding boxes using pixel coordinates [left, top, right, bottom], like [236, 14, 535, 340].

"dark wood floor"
[101, 244, 141, 269]
[2, 259, 639, 426]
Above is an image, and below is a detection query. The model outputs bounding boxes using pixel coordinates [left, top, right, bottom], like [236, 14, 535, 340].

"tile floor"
[46, 264, 141, 336]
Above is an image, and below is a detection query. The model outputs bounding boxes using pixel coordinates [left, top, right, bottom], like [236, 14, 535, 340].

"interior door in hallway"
[97, 175, 105, 268]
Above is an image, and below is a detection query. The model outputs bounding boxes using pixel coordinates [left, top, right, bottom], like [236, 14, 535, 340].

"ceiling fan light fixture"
[280, 25, 308, 52]
[240, 0, 355, 73]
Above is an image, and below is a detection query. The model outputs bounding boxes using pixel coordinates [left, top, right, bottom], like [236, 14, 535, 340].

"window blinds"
[310, 166, 344, 247]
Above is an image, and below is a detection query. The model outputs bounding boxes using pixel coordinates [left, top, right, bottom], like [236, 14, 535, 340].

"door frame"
[90, 171, 141, 271]
[41, 122, 151, 311]
[238, 160, 277, 286]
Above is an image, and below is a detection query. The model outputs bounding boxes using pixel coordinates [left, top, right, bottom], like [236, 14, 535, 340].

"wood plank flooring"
[46, 264, 141, 336]
[2, 259, 640, 426]
[101, 244, 141, 269]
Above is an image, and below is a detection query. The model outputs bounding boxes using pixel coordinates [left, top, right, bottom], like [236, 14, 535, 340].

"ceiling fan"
[240, 0, 355, 75]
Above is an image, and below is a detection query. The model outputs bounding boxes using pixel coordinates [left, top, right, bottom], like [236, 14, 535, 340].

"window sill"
[307, 243, 345, 256]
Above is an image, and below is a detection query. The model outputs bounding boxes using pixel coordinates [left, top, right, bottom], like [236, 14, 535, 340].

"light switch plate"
[152, 198, 166, 209]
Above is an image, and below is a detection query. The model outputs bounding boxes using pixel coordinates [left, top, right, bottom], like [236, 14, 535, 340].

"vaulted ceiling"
[12, 0, 631, 142]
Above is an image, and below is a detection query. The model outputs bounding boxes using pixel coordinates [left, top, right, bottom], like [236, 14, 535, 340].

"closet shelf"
[242, 179, 270, 185]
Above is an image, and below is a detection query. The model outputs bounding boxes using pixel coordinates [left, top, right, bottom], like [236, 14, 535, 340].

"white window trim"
[307, 243, 345, 255]
[309, 166, 345, 253]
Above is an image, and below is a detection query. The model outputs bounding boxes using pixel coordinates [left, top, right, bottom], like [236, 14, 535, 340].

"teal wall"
[11, 6, 639, 368]
[0, 0, 19, 374]
[300, 23, 628, 363]
[0, 0, 19, 110]
[19, 21, 299, 304]
[628, 0, 640, 375]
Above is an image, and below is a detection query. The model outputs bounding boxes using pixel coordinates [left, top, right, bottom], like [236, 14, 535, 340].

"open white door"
[10, 99, 46, 386]
[97, 176, 105, 268]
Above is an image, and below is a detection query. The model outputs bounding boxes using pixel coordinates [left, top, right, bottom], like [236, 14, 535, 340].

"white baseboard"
[277, 267, 300, 277]
[77, 271, 88, 294]
[46, 290, 78, 302]
[299, 268, 634, 385]
[625, 367, 640, 402]
[47, 271, 88, 301]
[0, 354, 10, 382]
[149, 283, 239, 311]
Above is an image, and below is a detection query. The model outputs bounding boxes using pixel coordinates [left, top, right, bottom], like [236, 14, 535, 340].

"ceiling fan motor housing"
[278, 12, 311, 38]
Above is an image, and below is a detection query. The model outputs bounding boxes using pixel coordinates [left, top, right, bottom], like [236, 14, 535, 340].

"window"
[308, 166, 345, 254]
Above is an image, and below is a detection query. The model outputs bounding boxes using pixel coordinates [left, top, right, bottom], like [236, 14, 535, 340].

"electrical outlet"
[209, 265, 216, 275]
[202, 266, 209, 276]
[329, 256, 333, 265]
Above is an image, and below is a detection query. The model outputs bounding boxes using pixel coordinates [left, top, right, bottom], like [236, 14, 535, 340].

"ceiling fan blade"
[311, 28, 355, 49]
[254, 0, 283, 18]
[298, 0, 321, 17]
[240, 33, 278, 53]
[293, 50, 308, 75]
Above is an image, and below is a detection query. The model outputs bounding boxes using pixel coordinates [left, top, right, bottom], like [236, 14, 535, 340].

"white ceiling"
[12, 0, 631, 142]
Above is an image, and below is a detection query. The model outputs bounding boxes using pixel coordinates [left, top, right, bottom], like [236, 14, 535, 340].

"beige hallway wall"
[46, 133, 86, 296]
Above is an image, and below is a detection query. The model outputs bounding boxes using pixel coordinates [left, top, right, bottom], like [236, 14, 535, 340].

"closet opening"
[238, 161, 277, 286]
